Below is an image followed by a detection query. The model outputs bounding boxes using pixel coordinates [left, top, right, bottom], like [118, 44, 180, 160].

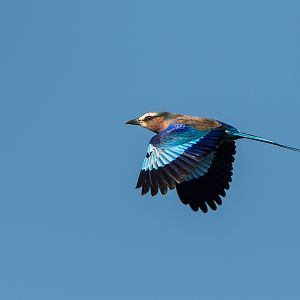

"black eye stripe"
[144, 115, 158, 121]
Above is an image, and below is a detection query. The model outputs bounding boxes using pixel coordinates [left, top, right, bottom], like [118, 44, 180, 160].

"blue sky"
[1, 1, 300, 299]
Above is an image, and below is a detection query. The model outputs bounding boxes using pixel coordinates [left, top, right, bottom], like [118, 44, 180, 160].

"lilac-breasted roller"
[126, 112, 300, 213]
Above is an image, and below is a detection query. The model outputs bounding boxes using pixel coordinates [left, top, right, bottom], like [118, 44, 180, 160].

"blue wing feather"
[136, 124, 226, 196]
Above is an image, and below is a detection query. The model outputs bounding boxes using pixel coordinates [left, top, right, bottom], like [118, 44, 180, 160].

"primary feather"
[126, 111, 299, 213]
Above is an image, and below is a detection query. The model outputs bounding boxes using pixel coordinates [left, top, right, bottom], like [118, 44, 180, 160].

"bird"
[126, 111, 300, 213]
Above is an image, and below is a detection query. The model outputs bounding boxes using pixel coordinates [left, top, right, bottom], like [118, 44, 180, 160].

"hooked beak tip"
[125, 118, 140, 125]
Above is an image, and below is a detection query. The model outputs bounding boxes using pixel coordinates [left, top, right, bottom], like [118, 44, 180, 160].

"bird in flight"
[126, 112, 299, 212]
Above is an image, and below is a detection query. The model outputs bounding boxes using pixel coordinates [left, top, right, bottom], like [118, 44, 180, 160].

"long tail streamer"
[233, 132, 300, 152]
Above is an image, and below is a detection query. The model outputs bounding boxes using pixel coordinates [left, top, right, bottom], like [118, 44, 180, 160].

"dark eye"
[144, 116, 153, 121]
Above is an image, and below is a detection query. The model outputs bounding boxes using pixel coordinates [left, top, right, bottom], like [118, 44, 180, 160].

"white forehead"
[139, 112, 160, 120]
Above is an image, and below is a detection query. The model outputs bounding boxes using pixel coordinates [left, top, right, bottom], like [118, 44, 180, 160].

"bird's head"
[126, 111, 175, 133]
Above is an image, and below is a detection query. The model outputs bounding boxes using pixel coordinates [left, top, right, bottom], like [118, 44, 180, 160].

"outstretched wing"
[136, 124, 226, 196]
[176, 141, 236, 212]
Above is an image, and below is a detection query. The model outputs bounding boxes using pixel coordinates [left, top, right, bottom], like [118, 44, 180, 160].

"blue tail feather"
[233, 132, 300, 152]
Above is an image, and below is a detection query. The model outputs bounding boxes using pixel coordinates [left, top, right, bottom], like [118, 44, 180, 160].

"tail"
[233, 132, 300, 152]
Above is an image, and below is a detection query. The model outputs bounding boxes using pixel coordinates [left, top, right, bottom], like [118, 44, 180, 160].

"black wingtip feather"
[136, 170, 143, 189]
[176, 141, 236, 213]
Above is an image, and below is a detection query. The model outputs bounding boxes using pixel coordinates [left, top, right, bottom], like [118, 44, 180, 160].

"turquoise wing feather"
[136, 124, 226, 196]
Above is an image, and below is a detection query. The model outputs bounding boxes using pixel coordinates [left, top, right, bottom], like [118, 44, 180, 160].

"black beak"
[125, 118, 140, 125]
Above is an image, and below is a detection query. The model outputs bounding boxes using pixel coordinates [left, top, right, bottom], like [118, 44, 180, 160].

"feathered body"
[126, 112, 299, 212]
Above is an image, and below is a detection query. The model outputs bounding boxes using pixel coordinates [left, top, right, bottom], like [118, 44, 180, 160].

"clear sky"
[1, 1, 300, 299]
